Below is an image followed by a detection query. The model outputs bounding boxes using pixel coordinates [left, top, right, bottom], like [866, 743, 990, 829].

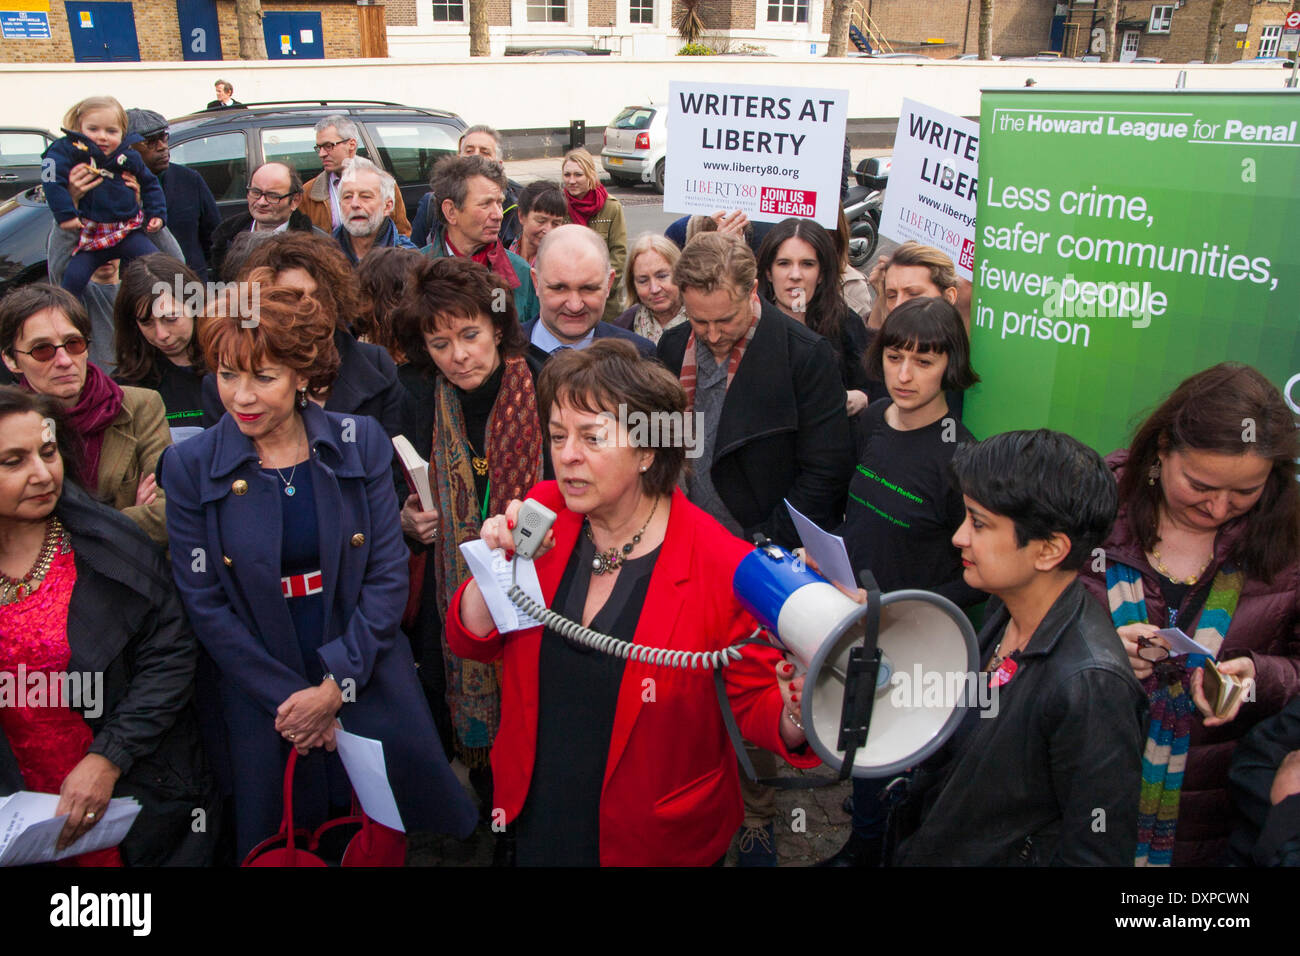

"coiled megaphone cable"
[505, 583, 752, 670]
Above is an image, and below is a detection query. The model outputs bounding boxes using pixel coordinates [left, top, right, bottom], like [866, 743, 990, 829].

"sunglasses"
[13, 337, 89, 363]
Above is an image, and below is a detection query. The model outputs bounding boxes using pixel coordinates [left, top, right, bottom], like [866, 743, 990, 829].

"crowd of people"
[0, 92, 1295, 869]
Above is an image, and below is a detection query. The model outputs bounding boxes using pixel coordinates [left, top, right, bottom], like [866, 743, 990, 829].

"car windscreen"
[612, 108, 656, 131]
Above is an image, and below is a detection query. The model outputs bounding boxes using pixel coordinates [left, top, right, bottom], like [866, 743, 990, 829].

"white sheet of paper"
[333, 729, 405, 832]
[460, 539, 544, 633]
[785, 499, 857, 592]
[0, 792, 140, 866]
[1155, 627, 1216, 658]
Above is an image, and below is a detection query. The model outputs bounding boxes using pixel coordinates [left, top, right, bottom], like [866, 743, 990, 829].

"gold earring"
[1147, 461, 1161, 486]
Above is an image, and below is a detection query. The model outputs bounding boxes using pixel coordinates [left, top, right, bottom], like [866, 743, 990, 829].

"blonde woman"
[561, 148, 626, 322]
[613, 234, 687, 344]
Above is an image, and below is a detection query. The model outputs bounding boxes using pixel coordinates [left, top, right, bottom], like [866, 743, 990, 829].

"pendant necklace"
[259, 434, 306, 497]
[587, 497, 658, 575]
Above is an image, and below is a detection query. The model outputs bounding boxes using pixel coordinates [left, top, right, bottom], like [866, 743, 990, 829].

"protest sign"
[965, 90, 1300, 454]
[880, 98, 979, 280]
[664, 81, 848, 228]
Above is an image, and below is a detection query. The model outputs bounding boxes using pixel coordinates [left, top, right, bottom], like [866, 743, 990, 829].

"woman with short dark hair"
[445, 339, 818, 866]
[1078, 362, 1300, 866]
[0, 283, 170, 544]
[391, 256, 543, 810]
[158, 280, 476, 860]
[894, 429, 1147, 866]
[112, 254, 214, 442]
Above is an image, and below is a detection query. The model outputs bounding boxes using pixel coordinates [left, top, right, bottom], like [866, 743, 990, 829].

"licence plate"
[608, 157, 624, 165]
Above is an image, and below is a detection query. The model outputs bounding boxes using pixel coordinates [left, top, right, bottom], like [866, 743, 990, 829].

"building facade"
[0, 0, 367, 62]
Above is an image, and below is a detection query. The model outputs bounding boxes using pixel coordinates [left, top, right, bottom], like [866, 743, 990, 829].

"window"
[169, 131, 248, 202]
[527, 0, 566, 22]
[368, 122, 460, 190]
[1148, 5, 1172, 34]
[766, 0, 808, 24]
[432, 0, 464, 20]
[0, 131, 51, 166]
[630, 0, 653, 24]
[260, 125, 369, 186]
[1260, 25, 1281, 58]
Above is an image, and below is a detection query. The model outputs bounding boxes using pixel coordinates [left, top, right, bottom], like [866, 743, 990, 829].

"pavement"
[407, 752, 854, 867]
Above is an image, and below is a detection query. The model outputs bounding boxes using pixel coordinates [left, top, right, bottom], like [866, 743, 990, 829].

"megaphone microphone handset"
[505, 499, 753, 670]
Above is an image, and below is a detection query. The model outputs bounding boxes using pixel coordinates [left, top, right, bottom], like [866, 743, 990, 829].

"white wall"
[1, 57, 1289, 137]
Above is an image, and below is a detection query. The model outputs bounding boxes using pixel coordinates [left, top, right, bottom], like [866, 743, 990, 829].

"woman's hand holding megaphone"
[776, 659, 807, 749]
[482, 499, 557, 562]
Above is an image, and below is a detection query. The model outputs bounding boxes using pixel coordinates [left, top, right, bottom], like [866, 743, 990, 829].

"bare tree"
[826, 0, 852, 57]
[978, 0, 994, 59]
[234, 0, 268, 59]
[469, 0, 489, 56]
[1204, 0, 1227, 63]
[1101, 0, 1118, 62]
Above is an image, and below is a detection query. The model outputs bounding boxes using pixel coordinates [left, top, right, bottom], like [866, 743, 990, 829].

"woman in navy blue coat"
[158, 280, 476, 859]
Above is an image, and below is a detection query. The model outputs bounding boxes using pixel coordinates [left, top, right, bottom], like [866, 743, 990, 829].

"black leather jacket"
[897, 578, 1147, 866]
[0, 482, 215, 865]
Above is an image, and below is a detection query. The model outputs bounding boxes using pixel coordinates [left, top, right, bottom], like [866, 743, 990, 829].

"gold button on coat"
[223, 555, 233, 567]
[232, 479, 248, 495]
[351, 533, 365, 547]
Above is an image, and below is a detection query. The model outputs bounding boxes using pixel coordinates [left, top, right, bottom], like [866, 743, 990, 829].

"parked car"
[0, 128, 55, 201]
[0, 100, 465, 296]
[600, 103, 667, 193]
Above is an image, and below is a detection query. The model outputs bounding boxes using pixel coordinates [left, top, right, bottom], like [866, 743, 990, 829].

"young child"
[42, 95, 166, 298]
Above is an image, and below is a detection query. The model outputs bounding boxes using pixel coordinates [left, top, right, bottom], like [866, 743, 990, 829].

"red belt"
[281, 571, 323, 598]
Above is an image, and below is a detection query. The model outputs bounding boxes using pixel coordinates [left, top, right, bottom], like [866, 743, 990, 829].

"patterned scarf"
[1105, 560, 1243, 866]
[76, 209, 144, 253]
[678, 307, 759, 413]
[430, 355, 543, 766]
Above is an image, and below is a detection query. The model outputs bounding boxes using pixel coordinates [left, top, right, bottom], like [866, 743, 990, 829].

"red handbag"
[242, 749, 408, 867]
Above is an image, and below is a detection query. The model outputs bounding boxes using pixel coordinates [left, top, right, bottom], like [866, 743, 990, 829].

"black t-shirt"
[117, 360, 215, 443]
[838, 399, 982, 606]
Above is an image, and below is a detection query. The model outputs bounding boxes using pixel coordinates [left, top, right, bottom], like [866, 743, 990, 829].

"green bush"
[677, 43, 716, 56]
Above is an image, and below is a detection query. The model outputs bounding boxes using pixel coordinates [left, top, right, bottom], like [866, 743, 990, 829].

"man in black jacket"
[894, 430, 1147, 866]
[657, 232, 851, 551]
[126, 109, 221, 283]
[208, 162, 327, 280]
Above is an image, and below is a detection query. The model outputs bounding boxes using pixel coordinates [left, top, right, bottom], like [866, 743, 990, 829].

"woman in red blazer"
[446, 341, 818, 866]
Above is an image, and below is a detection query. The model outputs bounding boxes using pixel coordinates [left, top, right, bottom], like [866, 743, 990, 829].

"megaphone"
[734, 542, 979, 779]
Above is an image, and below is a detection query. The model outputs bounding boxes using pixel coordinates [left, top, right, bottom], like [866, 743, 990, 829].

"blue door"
[176, 0, 222, 60]
[64, 1, 139, 61]
[262, 12, 323, 59]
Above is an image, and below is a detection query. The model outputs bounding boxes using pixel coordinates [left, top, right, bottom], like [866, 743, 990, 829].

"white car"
[601, 104, 667, 193]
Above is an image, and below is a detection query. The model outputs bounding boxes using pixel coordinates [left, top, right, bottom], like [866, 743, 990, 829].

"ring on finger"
[85, 810, 96, 820]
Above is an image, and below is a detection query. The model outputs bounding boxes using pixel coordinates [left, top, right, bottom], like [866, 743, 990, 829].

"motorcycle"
[843, 155, 890, 270]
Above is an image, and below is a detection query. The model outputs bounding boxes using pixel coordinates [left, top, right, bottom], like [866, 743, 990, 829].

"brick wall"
[863, 0, 1055, 58]
[487, 0, 511, 26]
[387, 0, 418, 26]
[589, 0, 616, 28]
[1064, 0, 1280, 63]
[0, 0, 364, 63]
[674, 0, 754, 33]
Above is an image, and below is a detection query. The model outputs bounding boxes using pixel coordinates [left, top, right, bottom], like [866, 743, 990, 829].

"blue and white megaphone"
[734, 541, 979, 778]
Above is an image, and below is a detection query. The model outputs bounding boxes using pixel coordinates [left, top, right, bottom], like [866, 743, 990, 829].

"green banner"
[965, 90, 1300, 454]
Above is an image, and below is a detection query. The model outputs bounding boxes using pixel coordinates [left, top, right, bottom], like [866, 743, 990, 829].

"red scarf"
[565, 183, 608, 227]
[679, 306, 760, 413]
[445, 236, 521, 290]
[23, 362, 124, 490]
